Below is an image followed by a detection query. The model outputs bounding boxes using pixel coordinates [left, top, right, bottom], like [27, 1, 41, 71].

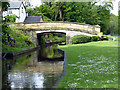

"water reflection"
[8, 72, 44, 88]
[2, 45, 64, 89]
[39, 44, 63, 60]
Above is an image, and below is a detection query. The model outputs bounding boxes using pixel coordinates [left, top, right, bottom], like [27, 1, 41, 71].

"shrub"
[43, 16, 52, 21]
[72, 35, 91, 44]
[101, 36, 108, 40]
[86, 36, 91, 42]
[4, 14, 17, 23]
[41, 36, 46, 44]
[91, 36, 98, 41]
[2, 24, 36, 52]
[34, 13, 43, 16]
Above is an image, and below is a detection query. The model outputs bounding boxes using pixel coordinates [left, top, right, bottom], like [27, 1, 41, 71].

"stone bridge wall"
[9, 21, 100, 45]
[9, 21, 100, 35]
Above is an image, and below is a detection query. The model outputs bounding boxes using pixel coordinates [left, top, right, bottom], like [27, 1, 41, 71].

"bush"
[34, 13, 44, 16]
[91, 36, 98, 41]
[43, 16, 52, 21]
[2, 24, 36, 52]
[101, 36, 108, 40]
[72, 35, 91, 44]
[4, 14, 17, 23]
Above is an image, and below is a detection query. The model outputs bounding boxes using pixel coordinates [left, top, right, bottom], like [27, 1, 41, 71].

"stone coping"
[8, 21, 100, 28]
[2, 47, 38, 59]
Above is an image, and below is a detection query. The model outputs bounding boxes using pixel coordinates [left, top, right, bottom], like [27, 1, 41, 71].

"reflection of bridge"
[9, 21, 100, 44]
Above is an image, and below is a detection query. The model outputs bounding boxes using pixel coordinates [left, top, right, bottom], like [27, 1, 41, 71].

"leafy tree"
[118, 11, 120, 35]
[4, 14, 17, 23]
[97, 2, 113, 34]
[61, 2, 100, 24]
[105, 14, 118, 35]
[43, 16, 52, 21]
[62, 2, 76, 22]
[2, 2, 10, 11]
[26, 4, 53, 21]
[51, 2, 64, 21]
[83, 2, 101, 25]
[51, 2, 59, 21]
[35, 4, 53, 18]
[26, 8, 35, 16]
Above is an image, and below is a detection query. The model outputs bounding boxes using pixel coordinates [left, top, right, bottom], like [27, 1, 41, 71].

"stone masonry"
[9, 21, 100, 44]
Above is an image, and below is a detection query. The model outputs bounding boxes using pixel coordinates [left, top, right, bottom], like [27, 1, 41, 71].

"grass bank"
[57, 41, 118, 88]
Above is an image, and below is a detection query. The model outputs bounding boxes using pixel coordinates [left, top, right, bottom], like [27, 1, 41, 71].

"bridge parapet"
[9, 21, 100, 35]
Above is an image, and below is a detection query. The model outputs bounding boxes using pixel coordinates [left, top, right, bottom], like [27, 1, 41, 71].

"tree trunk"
[59, 2, 63, 21]
[59, 9, 62, 21]
[55, 14, 57, 21]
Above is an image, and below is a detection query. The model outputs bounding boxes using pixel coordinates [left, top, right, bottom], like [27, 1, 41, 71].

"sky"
[30, 0, 43, 8]
[30, 0, 119, 16]
[111, 0, 119, 16]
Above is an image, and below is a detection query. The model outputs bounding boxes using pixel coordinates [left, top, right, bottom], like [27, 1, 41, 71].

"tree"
[108, 14, 118, 35]
[26, 4, 53, 20]
[118, 11, 120, 35]
[26, 8, 35, 16]
[51, 2, 64, 21]
[61, 2, 100, 24]
[83, 2, 101, 25]
[4, 15, 17, 23]
[2, 2, 10, 11]
[35, 4, 53, 19]
[97, 2, 113, 34]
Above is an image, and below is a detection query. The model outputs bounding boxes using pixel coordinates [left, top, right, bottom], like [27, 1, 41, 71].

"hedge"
[72, 35, 108, 44]
[72, 35, 91, 44]
[91, 36, 98, 41]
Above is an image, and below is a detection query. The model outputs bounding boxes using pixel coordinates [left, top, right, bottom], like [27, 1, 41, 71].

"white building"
[3, 1, 28, 22]
[118, 1, 120, 11]
[9, 0, 31, 7]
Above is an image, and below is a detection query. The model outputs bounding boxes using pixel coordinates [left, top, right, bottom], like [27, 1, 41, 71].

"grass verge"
[57, 41, 118, 88]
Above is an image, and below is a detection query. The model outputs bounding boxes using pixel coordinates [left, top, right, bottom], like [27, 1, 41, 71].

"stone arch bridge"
[9, 21, 100, 45]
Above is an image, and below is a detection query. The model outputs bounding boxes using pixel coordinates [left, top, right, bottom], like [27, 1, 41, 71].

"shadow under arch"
[37, 31, 66, 46]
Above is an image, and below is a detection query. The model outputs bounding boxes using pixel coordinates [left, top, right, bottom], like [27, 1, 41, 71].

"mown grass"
[57, 41, 118, 88]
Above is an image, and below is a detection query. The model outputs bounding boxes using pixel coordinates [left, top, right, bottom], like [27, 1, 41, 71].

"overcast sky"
[30, 0, 119, 16]
[111, 0, 119, 16]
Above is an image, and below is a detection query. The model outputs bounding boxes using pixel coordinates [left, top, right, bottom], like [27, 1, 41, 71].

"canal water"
[2, 44, 65, 89]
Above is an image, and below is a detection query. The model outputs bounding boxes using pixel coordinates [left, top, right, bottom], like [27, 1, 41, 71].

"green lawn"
[57, 41, 118, 88]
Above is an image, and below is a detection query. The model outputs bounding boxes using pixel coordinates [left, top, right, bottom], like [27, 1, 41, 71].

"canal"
[2, 44, 65, 89]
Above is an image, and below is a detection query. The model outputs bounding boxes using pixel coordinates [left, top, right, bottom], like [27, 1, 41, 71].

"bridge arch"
[37, 31, 66, 45]
[9, 21, 100, 45]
